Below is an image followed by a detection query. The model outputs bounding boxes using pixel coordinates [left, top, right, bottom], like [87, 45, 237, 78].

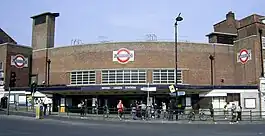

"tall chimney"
[226, 11, 235, 21]
[31, 12, 59, 50]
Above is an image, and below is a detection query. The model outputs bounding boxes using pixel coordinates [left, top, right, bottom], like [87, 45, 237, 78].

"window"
[152, 69, 182, 84]
[101, 69, 146, 84]
[70, 71, 96, 85]
[244, 98, 256, 109]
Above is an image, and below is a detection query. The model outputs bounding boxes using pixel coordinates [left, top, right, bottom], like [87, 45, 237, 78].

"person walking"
[78, 101, 85, 117]
[117, 100, 124, 120]
[140, 101, 147, 120]
[103, 104, 109, 118]
[130, 101, 137, 120]
[209, 102, 215, 122]
[236, 105, 242, 121]
[162, 102, 167, 119]
[230, 103, 237, 124]
[223, 102, 229, 119]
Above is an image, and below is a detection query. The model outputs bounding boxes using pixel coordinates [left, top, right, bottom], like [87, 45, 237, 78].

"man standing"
[43, 97, 48, 116]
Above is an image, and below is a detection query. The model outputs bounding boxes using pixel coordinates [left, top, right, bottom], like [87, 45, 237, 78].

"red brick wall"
[32, 42, 235, 86]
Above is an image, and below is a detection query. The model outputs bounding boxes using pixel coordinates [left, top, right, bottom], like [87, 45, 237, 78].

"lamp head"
[260, 17, 265, 24]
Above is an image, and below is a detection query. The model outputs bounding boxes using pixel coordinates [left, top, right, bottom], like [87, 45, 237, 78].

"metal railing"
[2, 105, 265, 123]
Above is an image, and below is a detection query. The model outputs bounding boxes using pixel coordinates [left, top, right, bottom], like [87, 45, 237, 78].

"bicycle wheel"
[199, 113, 207, 121]
[188, 112, 195, 121]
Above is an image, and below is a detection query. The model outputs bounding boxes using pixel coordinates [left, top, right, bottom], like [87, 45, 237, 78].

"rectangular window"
[70, 71, 96, 85]
[101, 69, 146, 84]
[152, 69, 182, 84]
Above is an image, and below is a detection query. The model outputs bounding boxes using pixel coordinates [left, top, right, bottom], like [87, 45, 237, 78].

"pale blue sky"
[1, 0, 265, 47]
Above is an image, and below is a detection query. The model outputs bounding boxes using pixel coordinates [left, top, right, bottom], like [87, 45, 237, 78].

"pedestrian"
[117, 100, 124, 120]
[168, 99, 175, 121]
[236, 105, 242, 121]
[209, 102, 214, 119]
[43, 96, 49, 116]
[223, 102, 229, 119]
[230, 103, 237, 124]
[78, 101, 85, 117]
[103, 104, 109, 118]
[140, 101, 147, 120]
[162, 102, 167, 119]
[130, 101, 137, 120]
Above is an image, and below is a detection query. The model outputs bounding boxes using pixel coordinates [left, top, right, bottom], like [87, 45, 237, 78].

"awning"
[199, 92, 227, 97]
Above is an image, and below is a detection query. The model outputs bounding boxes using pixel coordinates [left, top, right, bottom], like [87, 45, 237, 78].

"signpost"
[141, 83, 156, 106]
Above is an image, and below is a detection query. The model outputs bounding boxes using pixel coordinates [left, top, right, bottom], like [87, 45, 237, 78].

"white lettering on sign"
[124, 86, 137, 90]
[101, 87, 111, 90]
[113, 86, 123, 90]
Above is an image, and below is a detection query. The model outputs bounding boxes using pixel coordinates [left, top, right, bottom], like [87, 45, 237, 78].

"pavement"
[1, 109, 265, 125]
[1, 114, 265, 136]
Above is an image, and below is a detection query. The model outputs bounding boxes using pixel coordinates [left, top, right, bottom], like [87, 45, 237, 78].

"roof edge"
[206, 31, 238, 37]
[31, 12, 60, 19]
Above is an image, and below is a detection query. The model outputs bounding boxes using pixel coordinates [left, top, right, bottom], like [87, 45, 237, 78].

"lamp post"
[47, 59, 51, 86]
[209, 55, 215, 86]
[174, 13, 183, 120]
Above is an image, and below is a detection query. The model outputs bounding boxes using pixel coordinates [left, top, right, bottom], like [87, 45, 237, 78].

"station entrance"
[49, 90, 201, 113]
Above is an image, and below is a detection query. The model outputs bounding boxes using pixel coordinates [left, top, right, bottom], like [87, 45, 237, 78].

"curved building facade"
[0, 11, 265, 111]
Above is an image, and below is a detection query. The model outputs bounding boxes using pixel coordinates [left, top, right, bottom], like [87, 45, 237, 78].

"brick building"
[0, 11, 265, 111]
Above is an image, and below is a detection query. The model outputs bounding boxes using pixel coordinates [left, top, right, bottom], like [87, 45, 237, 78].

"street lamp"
[209, 55, 215, 86]
[47, 59, 51, 86]
[174, 13, 183, 121]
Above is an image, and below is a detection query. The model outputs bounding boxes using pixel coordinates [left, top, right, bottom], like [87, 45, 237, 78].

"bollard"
[35, 104, 44, 119]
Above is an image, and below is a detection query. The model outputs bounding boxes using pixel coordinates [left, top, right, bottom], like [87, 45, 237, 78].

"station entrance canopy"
[7, 84, 258, 95]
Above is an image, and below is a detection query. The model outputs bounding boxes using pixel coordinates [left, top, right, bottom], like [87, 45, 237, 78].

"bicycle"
[198, 109, 211, 121]
[187, 110, 195, 121]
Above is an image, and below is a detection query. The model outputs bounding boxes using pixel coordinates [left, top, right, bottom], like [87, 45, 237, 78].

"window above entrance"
[152, 69, 183, 84]
[101, 69, 146, 84]
[70, 71, 96, 85]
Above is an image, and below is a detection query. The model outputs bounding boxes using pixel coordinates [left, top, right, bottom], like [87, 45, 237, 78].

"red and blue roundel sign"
[238, 49, 250, 64]
[12, 55, 27, 68]
[116, 48, 131, 64]
[113, 48, 134, 64]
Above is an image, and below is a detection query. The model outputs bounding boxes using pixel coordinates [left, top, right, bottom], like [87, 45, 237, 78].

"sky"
[1, 0, 265, 47]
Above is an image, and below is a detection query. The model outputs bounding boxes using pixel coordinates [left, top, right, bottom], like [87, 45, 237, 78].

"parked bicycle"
[187, 109, 211, 121]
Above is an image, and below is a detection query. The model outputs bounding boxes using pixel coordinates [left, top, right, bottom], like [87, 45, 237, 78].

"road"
[0, 115, 264, 136]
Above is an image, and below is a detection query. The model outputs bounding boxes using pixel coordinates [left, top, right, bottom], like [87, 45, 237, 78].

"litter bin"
[0, 97, 7, 108]
[35, 104, 44, 119]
